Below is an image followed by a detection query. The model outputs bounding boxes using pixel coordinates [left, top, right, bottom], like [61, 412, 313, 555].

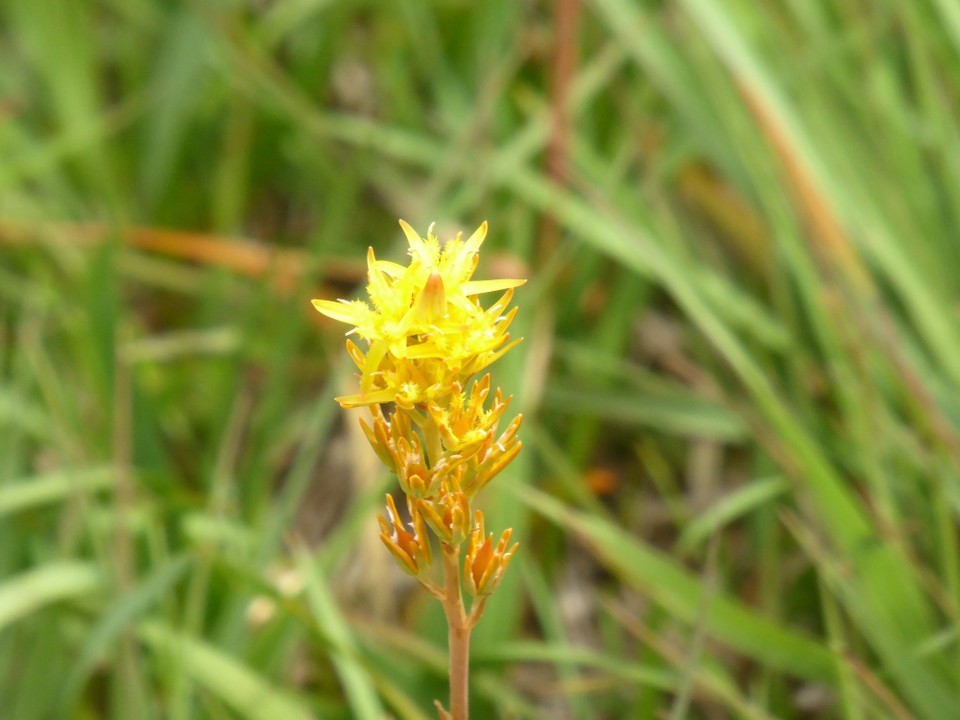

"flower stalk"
[313, 220, 524, 719]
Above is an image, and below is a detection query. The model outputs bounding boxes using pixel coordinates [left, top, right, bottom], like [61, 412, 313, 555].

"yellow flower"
[313, 220, 525, 408]
[315, 217, 524, 632]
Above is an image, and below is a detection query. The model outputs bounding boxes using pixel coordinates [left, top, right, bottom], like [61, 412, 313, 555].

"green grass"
[3, 1, 960, 717]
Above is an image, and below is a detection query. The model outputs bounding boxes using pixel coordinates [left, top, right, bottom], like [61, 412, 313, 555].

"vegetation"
[3, 1, 960, 717]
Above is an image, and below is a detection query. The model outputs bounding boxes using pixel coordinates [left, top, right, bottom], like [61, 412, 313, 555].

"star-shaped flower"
[313, 221, 525, 407]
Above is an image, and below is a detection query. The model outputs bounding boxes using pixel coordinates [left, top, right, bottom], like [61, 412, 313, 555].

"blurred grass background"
[3, 0, 960, 718]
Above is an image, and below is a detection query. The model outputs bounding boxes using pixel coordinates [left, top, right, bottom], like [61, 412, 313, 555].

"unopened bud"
[413, 271, 447, 324]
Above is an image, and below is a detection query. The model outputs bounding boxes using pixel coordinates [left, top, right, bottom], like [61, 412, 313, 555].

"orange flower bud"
[378, 494, 431, 577]
[463, 512, 517, 597]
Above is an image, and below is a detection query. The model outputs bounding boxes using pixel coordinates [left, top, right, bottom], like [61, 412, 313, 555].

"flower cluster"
[313, 220, 524, 603]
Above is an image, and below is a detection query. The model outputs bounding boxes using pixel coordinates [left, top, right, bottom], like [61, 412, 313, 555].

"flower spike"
[313, 220, 525, 720]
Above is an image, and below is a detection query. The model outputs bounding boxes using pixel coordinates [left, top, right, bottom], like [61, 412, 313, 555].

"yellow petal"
[372, 259, 407, 277]
[405, 342, 443, 359]
[312, 298, 365, 325]
[336, 388, 396, 408]
[462, 278, 526, 295]
[398, 219, 425, 261]
[361, 340, 389, 393]
[399, 219, 438, 267]
[463, 221, 488, 255]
